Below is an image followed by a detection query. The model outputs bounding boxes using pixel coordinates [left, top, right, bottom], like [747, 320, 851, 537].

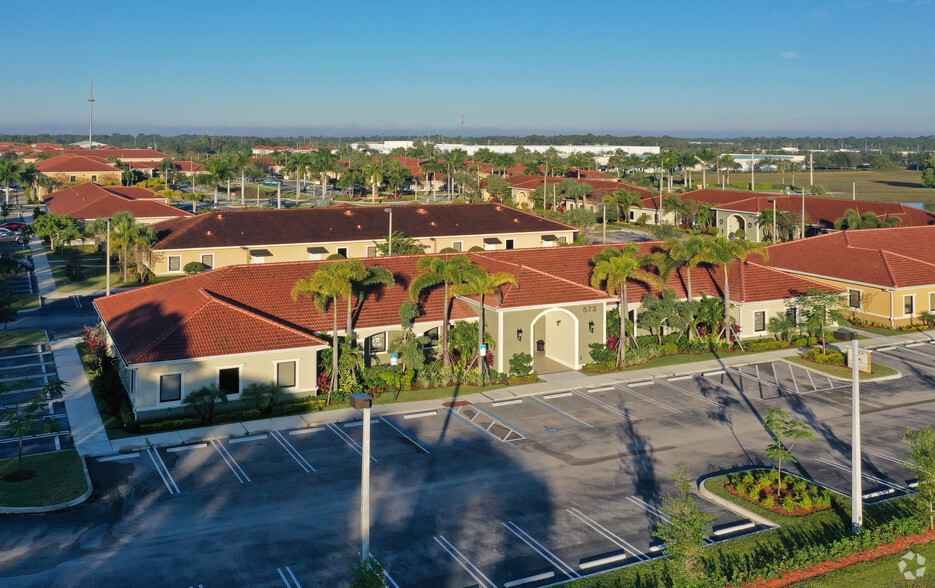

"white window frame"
[366, 245, 378, 257]
[201, 253, 214, 269]
[450, 241, 463, 252]
[848, 288, 862, 309]
[753, 310, 766, 332]
[216, 364, 244, 397]
[158, 371, 184, 404]
[308, 251, 323, 261]
[250, 254, 265, 264]
[904, 294, 916, 317]
[69, 175, 77, 182]
[505, 239, 515, 250]
[929, 291, 935, 313]
[274, 359, 299, 390]
[90, 174, 98, 182]
[336, 247, 348, 258]
[167, 255, 182, 273]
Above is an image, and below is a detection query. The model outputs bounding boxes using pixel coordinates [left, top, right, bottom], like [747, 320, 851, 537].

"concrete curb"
[777, 358, 904, 383]
[698, 471, 779, 529]
[0, 454, 93, 515]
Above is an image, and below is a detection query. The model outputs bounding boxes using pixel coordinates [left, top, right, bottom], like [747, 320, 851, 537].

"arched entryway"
[530, 308, 578, 373]
[726, 214, 746, 239]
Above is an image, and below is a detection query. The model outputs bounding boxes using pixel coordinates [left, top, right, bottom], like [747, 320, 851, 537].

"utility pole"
[87, 82, 95, 148]
[809, 152, 814, 188]
[460, 113, 464, 143]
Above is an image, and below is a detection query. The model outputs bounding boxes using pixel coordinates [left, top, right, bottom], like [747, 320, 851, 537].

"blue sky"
[2, 0, 933, 137]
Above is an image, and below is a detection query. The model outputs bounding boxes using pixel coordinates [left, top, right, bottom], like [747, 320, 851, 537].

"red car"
[0, 222, 27, 232]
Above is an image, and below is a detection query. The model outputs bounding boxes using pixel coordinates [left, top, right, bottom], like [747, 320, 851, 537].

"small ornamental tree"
[797, 288, 847, 352]
[903, 425, 935, 530]
[1, 379, 65, 475]
[654, 464, 714, 588]
[183, 384, 226, 425]
[764, 407, 815, 496]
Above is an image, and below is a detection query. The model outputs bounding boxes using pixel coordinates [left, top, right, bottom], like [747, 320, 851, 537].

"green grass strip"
[0, 449, 88, 507]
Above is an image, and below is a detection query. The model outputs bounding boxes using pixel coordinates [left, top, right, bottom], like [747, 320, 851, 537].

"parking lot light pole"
[350, 393, 373, 556]
[834, 329, 862, 534]
[384, 207, 393, 256]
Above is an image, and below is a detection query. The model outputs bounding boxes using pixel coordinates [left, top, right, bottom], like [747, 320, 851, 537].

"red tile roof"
[90, 147, 171, 160]
[35, 154, 121, 173]
[151, 203, 575, 251]
[762, 225, 935, 288]
[42, 182, 194, 221]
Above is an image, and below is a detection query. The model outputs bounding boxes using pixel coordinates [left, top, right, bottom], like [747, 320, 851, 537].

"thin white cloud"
[780, 51, 801, 60]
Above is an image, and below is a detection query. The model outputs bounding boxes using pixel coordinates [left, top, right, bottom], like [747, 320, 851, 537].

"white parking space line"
[443, 407, 508, 443]
[620, 385, 682, 414]
[380, 416, 432, 454]
[229, 434, 268, 444]
[566, 507, 648, 562]
[786, 362, 801, 394]
[277, 565, 301, 588]
[97, 452, 140, 462]
[529, 396, 592, 428]
[147, 448, 180, 495]
[815, 457, 909, 493]
[574, 390, 637, 421]
[167, 443, 208, 453]
[651, 378, 722, 407]
[271, 430, 316, 472]
[211, 440, 252, 484]
[403, 410, 437, 419]
[327, 423, 378, 462]
[502, 520, 579, 580]
[289, 427, 324, 435]
[433, 535, 495, 588]
[864, 448, 914, 468]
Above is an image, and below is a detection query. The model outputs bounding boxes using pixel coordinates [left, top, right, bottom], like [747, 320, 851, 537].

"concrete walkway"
[52, 337, 113, 457]
[92, 327, 935, 457]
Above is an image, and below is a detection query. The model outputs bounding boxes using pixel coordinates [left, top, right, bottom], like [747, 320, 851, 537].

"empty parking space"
[474, 395, 592, 437]
[221, 433, 316, 480]
[389, 407, 514, 449]
[731, 362, 849, 395]
[284, 425, 372, 472]
[875, 343, 935, 373]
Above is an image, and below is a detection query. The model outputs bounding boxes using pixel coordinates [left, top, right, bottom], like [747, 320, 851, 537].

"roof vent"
[344, 209, 354, 216]
[494, 205, 501, 211]
[217, 214, 223, 219]
[430, 221, 436, 226]
[416, 208, 427, 214]
[206, 230, 212, 236]
[357, 224, 362, 229]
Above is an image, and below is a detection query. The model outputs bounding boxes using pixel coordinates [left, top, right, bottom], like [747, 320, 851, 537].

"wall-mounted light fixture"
[516, 328, 523, 341]
[588, 321, 595, 333]
[556, 319, 561, 326]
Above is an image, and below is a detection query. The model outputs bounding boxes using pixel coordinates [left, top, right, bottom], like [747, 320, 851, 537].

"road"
[0, 348, 932, 587]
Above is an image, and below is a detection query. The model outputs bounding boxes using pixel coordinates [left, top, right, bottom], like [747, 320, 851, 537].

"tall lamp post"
[834, 329, 862, 534]
[767, 197, 776, 244]
[384, 207, 393, 256]
[350, 393, 374, 555]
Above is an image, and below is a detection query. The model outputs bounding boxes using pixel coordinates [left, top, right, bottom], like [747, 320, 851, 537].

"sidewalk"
[52, 337, 113, 457]
[99, 327, 934, 457]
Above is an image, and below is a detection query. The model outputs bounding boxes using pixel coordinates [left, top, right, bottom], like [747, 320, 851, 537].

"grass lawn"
[0, 449, 88, 507]
[372, 382, 507, 406]
[10, 293, 40, 311]
[0, 328, 47, 347]
[726, 169, 935, 205]
[854, 325, 911, 336]
[584, 348, 764, 374]
[50, 262, 123, 292]
[791, 539, 935, 586]
[785, 356, 899, 380]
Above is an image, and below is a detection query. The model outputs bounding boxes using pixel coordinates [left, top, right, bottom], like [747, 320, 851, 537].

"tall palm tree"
[420, 156, 444, 199]
[590, 245, 663, 367]
[202, 157, 233, 205]
[312, 148, 340, 197]
[291, 260, 360, 402]
[364, 159, 385, 204]
[345, 261, 395, 339]
[109, 211, 156, 283]
[0, 159, 23, 206]
[612, 189, 643, 223]
[695, 237, 769, 345]
[409, 254, 482, 367]
[456, 267, 518, 384]
[446, 148, 468, 198]
[234, 147, 252, 206]
[696, 148, 718, 188]
[718, 155, 739, 187]
[663, 235, 710, 302]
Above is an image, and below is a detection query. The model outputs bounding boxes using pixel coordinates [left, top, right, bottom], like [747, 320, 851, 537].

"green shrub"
[140, 417, 201, 434]
[801, 348, 845, 364]
[588, 343, 616, 364]
[183, 261, 207, 274]
[213, 409, 261, 424]
[746, 339, 791, 352]
[508, 352, 534, 377]
[660, 342, 678, 355]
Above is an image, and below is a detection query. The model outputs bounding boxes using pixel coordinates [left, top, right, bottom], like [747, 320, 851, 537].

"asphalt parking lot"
[2, 352, 933, 587]
[0, 343, 71, 459]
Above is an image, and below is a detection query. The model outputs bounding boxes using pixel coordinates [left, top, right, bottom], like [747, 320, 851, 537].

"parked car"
[0, 222, 27, 232]
[0, 228, 27, 245]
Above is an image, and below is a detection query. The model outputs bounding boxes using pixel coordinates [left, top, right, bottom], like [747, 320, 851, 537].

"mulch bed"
[741, 529, 935, 587]
[724, 483, 832, 517]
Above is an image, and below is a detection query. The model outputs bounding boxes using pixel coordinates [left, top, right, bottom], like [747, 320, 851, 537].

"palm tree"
[718, 155, 739, 187]
[695, 237, 769, 345]
[456, 267, 518, 384]
[312, 148, 340, 197]
[291, 261, 359, 402]
[834, 209, 903, 230]
[234, 147, 253, 206]
[446, 148, 468, 198]
[663, 194, 690, 226]
[663, 236, 710, 302]
[420, 156, 444, 199]
[109, 211, 156, 283]
[202, 157, 234, 205]
[0, 159, 23, 206]
[364, 159, 385, 204]
[345, 261, 395, 339]
[612, 189, 643, 223]
[409, 255, 482, 367]
[679, 151, 697, 187]
[590, 245, 663, 367]
[697, 148, 718, 188]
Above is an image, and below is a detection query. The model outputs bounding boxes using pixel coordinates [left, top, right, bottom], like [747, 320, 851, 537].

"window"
[368, 332, 387, 353]
[930, 292, 935, 312]
[201, 254, 214, 270]
[904, 295, 915, 316]
[366, 245, 378, 257]
[754, 311, 766, 332]
[505, 239, 515, 250]
[250, 254, 265, 264]
[276, 361, 296, 388]
[90, 175, 98, 182]
[159, 374, 182, 403]
[450, 241, 463, 252]
[336, 247, 348, 258]
[69, 175, 77, 182]
[786, 307, 797, 324]
[558, 235, 568, 244]
[848, 289, 861, 308]
[168, 255, 181, 272]
[424, 327, 439, 347]
[218, 367, 240, 396]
